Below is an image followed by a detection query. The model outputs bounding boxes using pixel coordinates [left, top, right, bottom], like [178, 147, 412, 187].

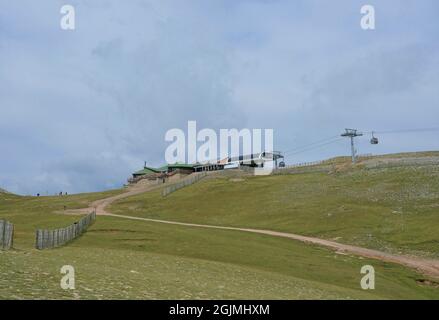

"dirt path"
[69, 181, 439, 280]
[92, 183, 162, 215]
[63, 181, 163, 216]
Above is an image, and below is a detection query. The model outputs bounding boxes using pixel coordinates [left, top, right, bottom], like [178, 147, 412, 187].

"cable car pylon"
[341, 129, 363, 164]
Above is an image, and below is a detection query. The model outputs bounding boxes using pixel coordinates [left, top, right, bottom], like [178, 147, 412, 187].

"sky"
[0, 0, 438, 195]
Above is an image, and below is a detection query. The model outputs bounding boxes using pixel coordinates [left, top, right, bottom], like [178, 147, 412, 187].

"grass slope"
[1, 215, 438, 299]
[1, 157, 439, 299]
[110, 165, 439, 259]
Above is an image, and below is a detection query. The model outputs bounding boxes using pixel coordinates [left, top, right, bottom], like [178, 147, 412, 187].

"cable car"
[278, 161, 285, 167]
[370, 132, 379, 145]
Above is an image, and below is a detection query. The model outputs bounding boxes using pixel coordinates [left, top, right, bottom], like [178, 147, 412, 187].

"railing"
[35, 211, 96, 250]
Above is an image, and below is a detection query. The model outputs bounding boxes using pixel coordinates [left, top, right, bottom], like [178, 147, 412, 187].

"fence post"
[7, 222, 13, 249]
[67, 226, 71, 242]
[2, 221, 13, 250]
[54, 229, 59, 247]
[61, 228, 66, 245]
[36, 229, 42, 249]
[48, 230, 53, 249]
[56, 229, 61, 247]
[0, 220, 4, 249]
[52, 230, 56, 248]
[45, 230, 50, 249]
[35, 229, 39, 249]
[41, 230, 46, 249]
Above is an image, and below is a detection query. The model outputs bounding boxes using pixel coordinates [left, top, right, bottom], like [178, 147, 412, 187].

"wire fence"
[273, 165, 334, 175]
[0, 219, 14, 250]
[35, 211, 96, 250]
[162, 172, 207, 197]
[279, 160, 326, 169]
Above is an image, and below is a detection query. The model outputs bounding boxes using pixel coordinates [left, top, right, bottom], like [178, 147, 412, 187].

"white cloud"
[0, 0, 438, 194]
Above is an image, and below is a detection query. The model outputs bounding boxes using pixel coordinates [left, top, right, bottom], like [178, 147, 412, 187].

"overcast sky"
[1, 0, 438, 195]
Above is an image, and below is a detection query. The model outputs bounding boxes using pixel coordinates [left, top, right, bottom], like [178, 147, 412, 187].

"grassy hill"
[109, 164, 439, 259]
[1, 153, 439, 299]
[0, 188, 12, 194]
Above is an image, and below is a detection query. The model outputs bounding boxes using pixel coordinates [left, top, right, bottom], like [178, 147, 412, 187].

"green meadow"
[1, 156, 439, 299]
[110, 165, 439, 259]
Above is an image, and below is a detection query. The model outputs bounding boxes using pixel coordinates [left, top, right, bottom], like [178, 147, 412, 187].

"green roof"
[133, 163, 195, 176]
[133, 166, 165, 176]
[168, 163, 196, 169]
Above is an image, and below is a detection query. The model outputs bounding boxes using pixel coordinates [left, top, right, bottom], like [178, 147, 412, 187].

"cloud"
[0, 0, 438, 194]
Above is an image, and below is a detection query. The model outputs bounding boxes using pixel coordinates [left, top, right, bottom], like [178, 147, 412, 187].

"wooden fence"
[162, 172, 207, 197]
[35, 211, 96, 250]
[0, 219, 14, 250]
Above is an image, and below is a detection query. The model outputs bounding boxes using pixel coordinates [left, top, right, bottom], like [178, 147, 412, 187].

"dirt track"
[70, 181, 439, 280]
